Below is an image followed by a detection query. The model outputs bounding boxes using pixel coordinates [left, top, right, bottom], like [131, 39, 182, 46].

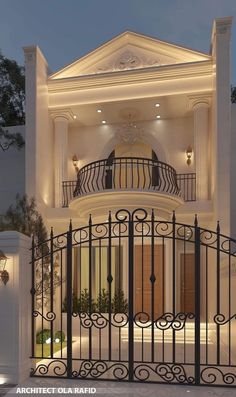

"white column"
[0, 231, 31, 384]
[54, 116, 69, 207]
[190, 98, 210, 201]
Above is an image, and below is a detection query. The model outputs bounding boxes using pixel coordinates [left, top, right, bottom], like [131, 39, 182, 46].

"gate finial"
[194, 214, 198, 227]
[69, 219, 72, 231]
[89, 214, 92, 225]
[172, 210, 176, 222]
[50, 227, 53, 238]
[217, 220, 220, 233]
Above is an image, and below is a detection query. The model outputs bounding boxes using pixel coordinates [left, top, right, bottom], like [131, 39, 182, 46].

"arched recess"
[99, 131, 167, 164]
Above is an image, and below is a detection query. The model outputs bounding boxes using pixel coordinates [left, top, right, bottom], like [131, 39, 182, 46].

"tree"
[0, 194, 47, 242]
[231, 86, 236, 103]
[0, 194, 61, 309]
[0, 52, 25, 126]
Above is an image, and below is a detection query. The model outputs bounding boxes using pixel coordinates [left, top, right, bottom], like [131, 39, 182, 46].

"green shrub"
[78, 288, 96, 313]
[36, 329, 51, 344]
[112, 289, 128, 313]
[62, 292, 78, 313]
[96, 288, 109, 312]
[54, 330, 65, 343]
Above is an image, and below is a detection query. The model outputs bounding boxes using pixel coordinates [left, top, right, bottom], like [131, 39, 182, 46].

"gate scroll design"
[30, 208, 236, 386]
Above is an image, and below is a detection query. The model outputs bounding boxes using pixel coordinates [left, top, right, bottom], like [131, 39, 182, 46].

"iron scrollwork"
[72, 312, 129, 328]
[30, 360, 67, 376]
[134, 312, 195, 330]
[134, 363, 194, 384]
[201, 367, 236, 385]
[72, 360, 129, 380]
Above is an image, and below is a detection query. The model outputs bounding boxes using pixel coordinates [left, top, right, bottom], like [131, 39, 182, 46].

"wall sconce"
[186, 146, 193, 166]
[0, 250, 9, 285]
[72, 155, 79, 173]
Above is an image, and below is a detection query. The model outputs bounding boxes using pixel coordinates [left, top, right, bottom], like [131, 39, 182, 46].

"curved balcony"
[62, 157, 196, 217]
[75, 157, 180, 196]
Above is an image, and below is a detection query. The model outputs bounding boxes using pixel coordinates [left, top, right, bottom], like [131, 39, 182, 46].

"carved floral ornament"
[95, 50, 176, 74]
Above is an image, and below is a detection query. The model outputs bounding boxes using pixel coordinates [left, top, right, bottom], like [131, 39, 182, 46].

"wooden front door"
[180, 253, 195, 313]
[134, 244, 164, 319]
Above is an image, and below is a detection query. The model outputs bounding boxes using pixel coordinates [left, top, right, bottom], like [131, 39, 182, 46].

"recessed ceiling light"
[102, 120, 106, 124]
[156, 115, 161, 119]
[155, 103, 160, 107]
[73, 115, 77, 119]
[97, 109, 102, 113]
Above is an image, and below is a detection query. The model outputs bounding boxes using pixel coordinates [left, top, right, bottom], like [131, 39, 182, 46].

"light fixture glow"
[156, 115, 161, 119]
[0, 378, 5, 385]
[155, 103, 160, 107]
[73, 115, 77, 119]
[97, 109, 102, 113]
[55, 338, 60, 343]
[102, 120, 106, 124]
[186, 146, 193, 166]
[45, 338, 51, 344]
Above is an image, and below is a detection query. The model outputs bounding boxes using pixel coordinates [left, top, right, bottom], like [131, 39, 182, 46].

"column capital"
[187, 95, 211, 111]
[50, 108, 75, 122]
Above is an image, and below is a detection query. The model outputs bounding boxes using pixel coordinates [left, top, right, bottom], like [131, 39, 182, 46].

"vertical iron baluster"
[125, 158, 128, 188]
[162, 235, 165, 363]
[229, 240, 231, 365]
[128, 213, 134, 381]
[99, 238, 102, 361]
[66, 220, 73, 378]
[141, 220, 144, 362]
[183, 226, 186, 364]
[172, 211, 176, 364]
[137, 158, 140, 188]
[119, 159, 122, 189]
[147, 160, 151, 189]
[151, 210, 155, 363]
[205, 245, 208, 365]
[41, 249, 44, 358]
[88, 215, 92, 360]
[131, 158, 134, 189]
[216, 221, 220, 365]
[194, 215, 201, 385]
[108, 212, 112, 361]
[50, 227, 54, 358]
[31, 235, 35, 358]
[142, 158, 146, 189]
[60, 249, 63, 358]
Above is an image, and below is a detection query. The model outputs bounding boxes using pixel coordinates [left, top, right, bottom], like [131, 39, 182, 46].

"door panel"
[180, 253, 195, 313]
[134, 244, 164, 319]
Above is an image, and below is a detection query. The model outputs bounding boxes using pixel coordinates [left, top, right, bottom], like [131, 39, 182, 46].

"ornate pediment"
[50, 31, 211, 80]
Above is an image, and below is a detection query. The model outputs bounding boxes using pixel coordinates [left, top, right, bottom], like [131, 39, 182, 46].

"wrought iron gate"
[30, 208, 236, 386]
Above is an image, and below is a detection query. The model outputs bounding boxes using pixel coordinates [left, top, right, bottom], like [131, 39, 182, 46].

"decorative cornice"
[50, 108, 75, 122]
[188, 94, 211, 110]
[48, 60, 213, 94]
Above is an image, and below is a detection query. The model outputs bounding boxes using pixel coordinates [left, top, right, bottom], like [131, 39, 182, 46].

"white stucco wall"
[0, 125, 25, 215]
[230, 103, 236, 239]
[68, 116, 194, 181]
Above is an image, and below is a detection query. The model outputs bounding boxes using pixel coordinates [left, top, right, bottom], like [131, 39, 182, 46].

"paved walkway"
[3, 377, 236, 397]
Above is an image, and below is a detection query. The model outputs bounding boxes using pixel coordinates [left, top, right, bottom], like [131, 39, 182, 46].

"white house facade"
[1, 16, 236, 387]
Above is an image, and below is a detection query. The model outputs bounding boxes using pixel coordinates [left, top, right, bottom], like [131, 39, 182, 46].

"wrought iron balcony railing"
[62, 157, 196, 207]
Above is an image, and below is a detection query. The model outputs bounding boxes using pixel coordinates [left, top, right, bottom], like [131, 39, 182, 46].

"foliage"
[62, 289, 128, 313]
[62, 293, 79, 313]
[96, 288, 109, 312]
[0, 126, 25, 151]
[0, 52, 25, 126]
[36, 329, 51, 344]
[0, 194, 47, 242]
[54, 330, 65, 343]
[112, 289, 128, 313]
[0, 194, 61, 308]
[232, 86, 236, 103]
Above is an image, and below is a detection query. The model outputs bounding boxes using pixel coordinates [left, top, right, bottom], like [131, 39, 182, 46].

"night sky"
[1, 0, 236, 84]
